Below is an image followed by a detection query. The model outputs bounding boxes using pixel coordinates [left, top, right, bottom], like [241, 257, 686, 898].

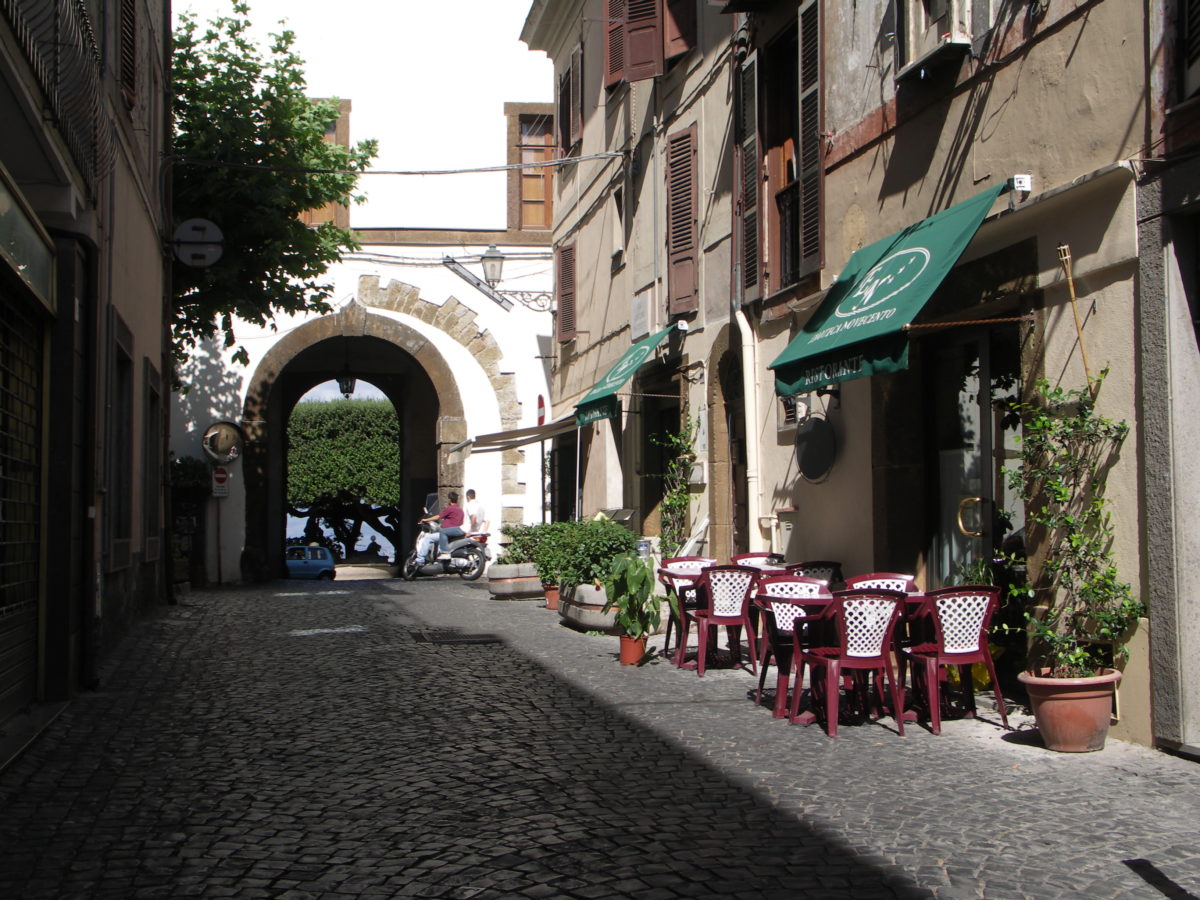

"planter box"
[487, 562, 544, 600]
[558, 583, 619, 633]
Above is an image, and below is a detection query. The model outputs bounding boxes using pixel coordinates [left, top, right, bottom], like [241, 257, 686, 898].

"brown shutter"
[570, 45, 583, 147]
[557, 66, 572, 155]
[605, 0, 627, 87]
[666, 125, 698, 314]
[120, 0, 137, 105]
[556, 244, 577, 343]
[664, 0, 697, 62]
[737, 53, 761, 303]
[797, 1, 822, 277]
[626, 0, 664, 82]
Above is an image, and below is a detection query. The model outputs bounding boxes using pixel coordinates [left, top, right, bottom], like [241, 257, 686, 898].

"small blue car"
[285, 545, 337, 580]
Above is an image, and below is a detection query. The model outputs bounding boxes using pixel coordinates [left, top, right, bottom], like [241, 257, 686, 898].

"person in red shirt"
[416, 491, 466, 563]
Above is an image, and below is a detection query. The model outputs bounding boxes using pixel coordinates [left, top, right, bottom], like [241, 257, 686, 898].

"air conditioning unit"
[896, 0, 972, 83]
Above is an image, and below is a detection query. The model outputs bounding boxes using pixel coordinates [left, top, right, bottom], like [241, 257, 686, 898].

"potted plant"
[530, 521, 576, 609]
[1004, 371, 1145, 751]
[601, 551, 661, 665]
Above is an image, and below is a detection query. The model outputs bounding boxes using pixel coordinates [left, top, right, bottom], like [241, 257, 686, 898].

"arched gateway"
[236, 278, 522, 581]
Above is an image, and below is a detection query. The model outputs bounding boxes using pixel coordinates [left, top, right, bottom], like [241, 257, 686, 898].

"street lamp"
[481, 243, 504, 288]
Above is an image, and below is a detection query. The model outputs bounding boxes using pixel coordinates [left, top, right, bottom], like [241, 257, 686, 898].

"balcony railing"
[1, 0, 106, 192]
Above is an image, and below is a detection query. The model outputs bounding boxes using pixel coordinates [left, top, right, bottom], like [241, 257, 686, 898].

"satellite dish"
[795, 414, 836, 482]
[173, 218, 224, 268]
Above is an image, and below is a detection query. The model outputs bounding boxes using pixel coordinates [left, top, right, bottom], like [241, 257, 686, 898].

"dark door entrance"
[925, 327, 1022, 588]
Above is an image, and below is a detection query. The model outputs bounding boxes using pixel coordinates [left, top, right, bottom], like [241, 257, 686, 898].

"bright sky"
[174, 0, 553, 230]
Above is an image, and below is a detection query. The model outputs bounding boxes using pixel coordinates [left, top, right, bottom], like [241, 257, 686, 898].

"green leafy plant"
[497, 523, 541, 565]
[171, 2, 377, 376]
[601, 552, 661, 639]
[1003, 370, 1144, 677]
[526, 518, 639, 589]
[651, 414, 698, 559]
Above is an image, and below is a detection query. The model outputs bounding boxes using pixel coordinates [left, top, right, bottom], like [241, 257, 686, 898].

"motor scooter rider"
[415, 491, 465, 564]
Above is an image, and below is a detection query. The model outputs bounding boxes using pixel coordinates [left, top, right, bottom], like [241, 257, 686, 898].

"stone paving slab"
[0, 577, 1197, 899]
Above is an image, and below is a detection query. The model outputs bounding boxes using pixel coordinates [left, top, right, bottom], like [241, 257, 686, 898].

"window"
[519, 116, 554, 230]
[143, 360, 161, 562]
[605, 0, 697, 87]
[739, 2, 821, 303]
[119, 0, 137, 106]
[557, 45, 582, 156]
[108, 313, 133, 570]
[666, 125, 698, 314]
[555, 243, 577, 342]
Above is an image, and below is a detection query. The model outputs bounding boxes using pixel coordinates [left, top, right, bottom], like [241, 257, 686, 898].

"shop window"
[108, 313, 133, 571]
[143, 360, 162, 562]
[555, 243, 577, 342]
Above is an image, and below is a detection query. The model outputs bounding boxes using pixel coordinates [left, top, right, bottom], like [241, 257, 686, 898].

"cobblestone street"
[1, 577, 1198, 899]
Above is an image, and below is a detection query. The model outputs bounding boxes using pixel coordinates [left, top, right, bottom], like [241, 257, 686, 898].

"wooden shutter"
[626, 0, 664, 82]
[667, 126, 698, 314]
[737, 53, 761, 303]
[664, 0, 697, 62]
[605, 0, 627, 87]
[570, 45, 583, 148]
[556, 244, 577, 343]
[797, 1, 822, 277]
[1186, 0, 1200, 98]
[557, 66, 572, 155]
[119, 0, 137, 105]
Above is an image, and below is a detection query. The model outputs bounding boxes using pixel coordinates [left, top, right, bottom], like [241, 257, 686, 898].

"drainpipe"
[734, 308, 764, 551]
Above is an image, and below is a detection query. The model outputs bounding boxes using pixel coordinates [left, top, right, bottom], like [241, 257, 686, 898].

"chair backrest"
[926, 585, 1000, 654]
[833, 589, 905, 658]
[698, 565, 758, 617]
[756, 576, 832, 637]
[731, 552, 785, 568]
[844, 572, 917, 593]
[785, 560, 843, 584]
[658, 556, 717, 591]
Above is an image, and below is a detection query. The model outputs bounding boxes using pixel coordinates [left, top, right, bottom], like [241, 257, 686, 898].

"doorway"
[925, 327, 1023, 588]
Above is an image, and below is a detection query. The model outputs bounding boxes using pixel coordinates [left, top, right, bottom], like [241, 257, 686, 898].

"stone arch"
[705, 324, 746, 562]
[239, 285, 497, 580]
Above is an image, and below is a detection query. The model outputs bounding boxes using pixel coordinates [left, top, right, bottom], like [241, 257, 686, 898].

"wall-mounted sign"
[201, 421, 244, 464]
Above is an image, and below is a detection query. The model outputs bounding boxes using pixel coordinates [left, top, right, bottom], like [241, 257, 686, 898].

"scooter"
[400, 495, 489, 581]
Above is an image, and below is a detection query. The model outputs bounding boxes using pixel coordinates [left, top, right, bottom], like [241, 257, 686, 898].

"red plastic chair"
[788, 588, 907, 737]
[753, 576, 833, 717]
[902, 585, 1009, 735]
[731, 552, 785, 568]
[676, 565, 758, 676]
[784, 560, 843, 586]
[843, 572, 916, 592]
[656, 556, 716, 660]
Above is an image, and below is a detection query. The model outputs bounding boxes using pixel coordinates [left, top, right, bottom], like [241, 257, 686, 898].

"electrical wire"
[172, 151, 623, 177]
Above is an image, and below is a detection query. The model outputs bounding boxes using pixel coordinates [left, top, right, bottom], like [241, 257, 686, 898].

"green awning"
[575, 324, 678, 426]
[769, 184, 1007, 396]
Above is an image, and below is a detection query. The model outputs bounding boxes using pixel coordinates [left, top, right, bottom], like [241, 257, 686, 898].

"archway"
[239, 300, 465, 580]
[706, 326, 747, 561]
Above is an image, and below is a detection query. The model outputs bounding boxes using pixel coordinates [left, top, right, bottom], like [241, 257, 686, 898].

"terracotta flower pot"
[543, 584, 560, 610]
[618, 634, 648, 665]
[1018, 667, 1122, 752]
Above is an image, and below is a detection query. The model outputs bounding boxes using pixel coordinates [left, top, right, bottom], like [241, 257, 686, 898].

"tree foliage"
[171, 1, 378, 372]
[287, 400, 401, 552]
